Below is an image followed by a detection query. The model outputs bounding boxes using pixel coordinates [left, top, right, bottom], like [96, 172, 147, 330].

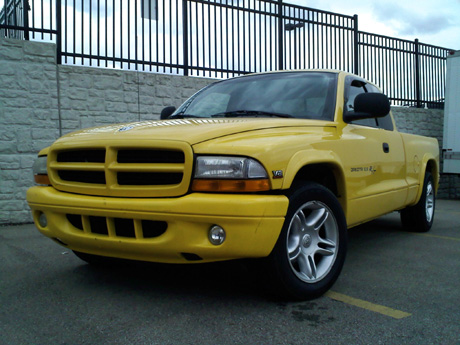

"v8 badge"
[272, 170, 284, 179]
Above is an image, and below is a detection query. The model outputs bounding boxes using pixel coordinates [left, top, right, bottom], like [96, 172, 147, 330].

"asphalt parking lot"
[1, 199, 459, 345]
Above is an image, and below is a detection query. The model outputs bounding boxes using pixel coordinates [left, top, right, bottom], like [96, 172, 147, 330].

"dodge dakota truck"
[27, 70, 439, 300]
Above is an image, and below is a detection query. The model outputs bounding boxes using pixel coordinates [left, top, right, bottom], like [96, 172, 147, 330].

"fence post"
[277, 0, 283, 71]
[182, 0, 189, 76]
[56, 0, 62, 64]
[414, 38, 421, 108]
[23, 0, 30, 40]
[353, 14, 359, 75]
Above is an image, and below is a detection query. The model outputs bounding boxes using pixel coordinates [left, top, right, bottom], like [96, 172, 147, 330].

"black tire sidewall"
[401, 171, 435, 232]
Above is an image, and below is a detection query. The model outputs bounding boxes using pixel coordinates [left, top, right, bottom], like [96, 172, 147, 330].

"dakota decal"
[351, 166, 377, 174]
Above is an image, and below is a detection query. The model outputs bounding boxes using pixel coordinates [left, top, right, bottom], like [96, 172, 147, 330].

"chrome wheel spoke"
[425, 182, 434, 222]
[306, 208, 327, 230]
[315, 247, 335, 256]
[319, 237, 336, 247]
[287, 215, 303, 255]
[292, 214, 304, 236]
[317, 238, 336, 256]
[298, 253, 316, 279]
[289, 246, 301, 261]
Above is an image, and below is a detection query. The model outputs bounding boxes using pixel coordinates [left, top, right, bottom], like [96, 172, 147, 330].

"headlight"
[33, 156, 50, 185]
[192, 156, 270, 192]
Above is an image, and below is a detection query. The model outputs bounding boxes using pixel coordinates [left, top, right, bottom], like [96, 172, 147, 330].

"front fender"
[281, 149, 344, 189]
[281, 149, 347, 215]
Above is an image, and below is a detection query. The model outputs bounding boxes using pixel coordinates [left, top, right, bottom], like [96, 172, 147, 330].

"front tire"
[267, 182, 347, 300]
[400, 171, 435, 232]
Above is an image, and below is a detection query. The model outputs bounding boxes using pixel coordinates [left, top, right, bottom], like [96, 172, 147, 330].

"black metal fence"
[0, 0, 452, 108]
[0, 0, 27, 39]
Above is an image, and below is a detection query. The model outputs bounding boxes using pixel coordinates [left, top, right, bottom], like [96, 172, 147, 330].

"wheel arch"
[424, 158, 439, 192]
[282, 159, 347, 216]
[410, 155, 439, 206]
[417, 154, 439, 199]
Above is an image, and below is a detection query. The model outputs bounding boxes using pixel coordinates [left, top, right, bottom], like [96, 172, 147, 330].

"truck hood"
[57, 118, 336, 145]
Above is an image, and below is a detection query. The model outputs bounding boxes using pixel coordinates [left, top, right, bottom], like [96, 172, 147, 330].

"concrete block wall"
[0, 37, 213, 224]
[392, 107, 460, 199]
[57, 66, 212, 135]
[1, 37, 459, 224]
[0, 39, 60, 223]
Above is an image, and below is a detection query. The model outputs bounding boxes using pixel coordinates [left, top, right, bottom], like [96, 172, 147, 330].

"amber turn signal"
[34, 174, 51, 185]
[192, 179, 270, 192]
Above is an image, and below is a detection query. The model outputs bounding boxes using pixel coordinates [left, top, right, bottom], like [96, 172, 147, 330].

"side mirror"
[343, 93, 390, 122]
[160, 106, 176, 119]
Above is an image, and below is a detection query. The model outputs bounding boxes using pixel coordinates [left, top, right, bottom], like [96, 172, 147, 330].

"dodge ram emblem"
[118, 125, 134, 132]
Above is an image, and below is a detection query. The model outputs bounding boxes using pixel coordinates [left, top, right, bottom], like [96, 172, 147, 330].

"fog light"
[209, 225, 226, 245]
[38, 213, 47, 228]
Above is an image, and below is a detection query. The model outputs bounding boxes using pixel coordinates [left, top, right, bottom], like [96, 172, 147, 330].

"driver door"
[341, 77, 408, 226]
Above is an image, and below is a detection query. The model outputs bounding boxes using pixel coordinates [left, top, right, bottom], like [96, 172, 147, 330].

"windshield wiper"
[211, 110, 294, 118]
[168, 114, 203, 119]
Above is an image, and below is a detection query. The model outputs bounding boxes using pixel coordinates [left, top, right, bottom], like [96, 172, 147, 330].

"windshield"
[172, 72, 338, 120]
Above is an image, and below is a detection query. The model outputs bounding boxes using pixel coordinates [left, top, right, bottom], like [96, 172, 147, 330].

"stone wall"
[57, 65, 212, 135]
[0, 37, 213, 224]
[0, 39, 60, 224]
[0, 37, 459, 225]
[392, 107, 460, 199]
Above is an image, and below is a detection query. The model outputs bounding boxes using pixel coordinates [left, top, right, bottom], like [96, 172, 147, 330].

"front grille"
[48, 142, 193, 197]
[66, 214, 167, 239]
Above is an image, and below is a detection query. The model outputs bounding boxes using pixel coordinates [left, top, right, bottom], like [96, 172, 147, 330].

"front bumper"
[27, 187, 289, 263]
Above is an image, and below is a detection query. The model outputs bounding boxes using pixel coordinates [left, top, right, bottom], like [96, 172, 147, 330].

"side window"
[344, 78, 377, 128]
[344, 78, 393, 130]
[365, 84, 394, 131]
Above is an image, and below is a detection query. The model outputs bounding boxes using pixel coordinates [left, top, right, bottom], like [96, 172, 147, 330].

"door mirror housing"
[343, 93, 390, 123]
[160, 106, 176, 119]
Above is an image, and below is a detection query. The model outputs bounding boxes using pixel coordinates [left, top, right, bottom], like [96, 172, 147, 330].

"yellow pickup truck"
[27, 70, 439, 300]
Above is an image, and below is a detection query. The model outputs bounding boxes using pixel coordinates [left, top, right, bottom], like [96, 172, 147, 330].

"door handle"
[383, 143, 390, 153]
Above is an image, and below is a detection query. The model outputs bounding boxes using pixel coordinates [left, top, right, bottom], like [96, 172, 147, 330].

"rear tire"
[267, 182, 347, 300]
[400, 171, 435, 232]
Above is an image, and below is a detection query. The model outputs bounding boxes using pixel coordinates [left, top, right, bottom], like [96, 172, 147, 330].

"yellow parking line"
[325, 291, 411, 319]
[412, 233, 460, 241]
